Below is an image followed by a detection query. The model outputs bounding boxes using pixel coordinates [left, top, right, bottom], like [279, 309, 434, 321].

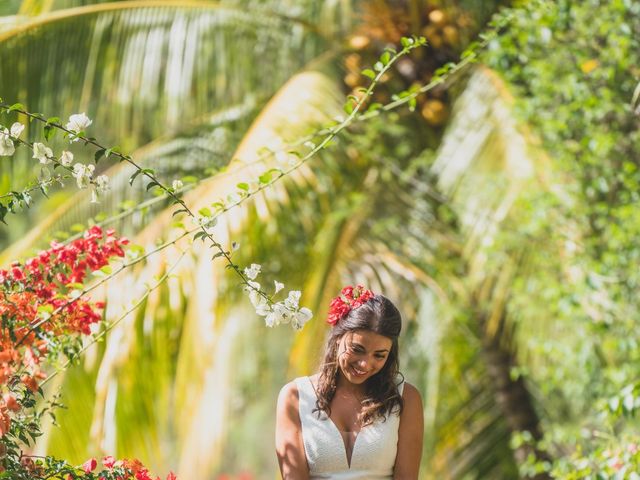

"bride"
[275, 285, 423, 479]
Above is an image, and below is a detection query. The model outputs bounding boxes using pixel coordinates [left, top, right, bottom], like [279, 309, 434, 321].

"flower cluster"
[326, 285, 374, 326]
[242, 264, 312, 330]
[0, 225, 128, 439]
[0, 113, 111, 203]
[13, 454, 177, 479]
[0, 122, 24, 156]
[71, 456, 177, 480]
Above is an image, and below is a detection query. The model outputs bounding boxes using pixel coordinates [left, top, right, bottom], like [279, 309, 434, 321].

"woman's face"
[336, 329, 393, 386]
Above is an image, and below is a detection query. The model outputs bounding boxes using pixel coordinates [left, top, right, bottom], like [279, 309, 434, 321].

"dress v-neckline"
[306, 376, 363, 469]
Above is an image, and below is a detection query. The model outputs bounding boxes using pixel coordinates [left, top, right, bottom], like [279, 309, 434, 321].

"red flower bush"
[0, 225, 182, 480]
[0, 226, 129, 434]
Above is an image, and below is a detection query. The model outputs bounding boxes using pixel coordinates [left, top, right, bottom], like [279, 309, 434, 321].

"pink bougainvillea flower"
[103, 455, 116, 469]
[82, 457, 97, 473]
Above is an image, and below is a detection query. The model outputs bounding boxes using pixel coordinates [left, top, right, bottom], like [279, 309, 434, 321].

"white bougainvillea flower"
[274, 281, 284, 294]
[244, 263, 261, 280]
[72, 163, 94, 189]
[32, 142, 53, 164]
[9, 122, 24, 138]
[172, 179, 183, 190]
[60, 150, 74, 167]
[292, 307, 313, 330]
[284, 290, 301, 310]
[0, 129, 15, 156]
[66, 113, 92, 133]
[95, 174, 110, 193]
[265, 303, 291, 328]
[245, 280, 262, 305]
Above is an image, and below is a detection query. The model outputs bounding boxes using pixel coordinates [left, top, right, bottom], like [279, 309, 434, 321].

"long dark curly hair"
[313, 294, 404, 426]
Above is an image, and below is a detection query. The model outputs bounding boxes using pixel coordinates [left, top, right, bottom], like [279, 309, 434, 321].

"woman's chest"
[329, 395, 363, 432]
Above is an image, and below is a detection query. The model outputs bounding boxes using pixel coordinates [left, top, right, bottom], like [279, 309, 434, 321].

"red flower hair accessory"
[327, 284, 375, 326]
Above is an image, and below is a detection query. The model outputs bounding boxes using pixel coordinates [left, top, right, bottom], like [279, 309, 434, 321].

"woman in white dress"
[276, 285, 424, 479]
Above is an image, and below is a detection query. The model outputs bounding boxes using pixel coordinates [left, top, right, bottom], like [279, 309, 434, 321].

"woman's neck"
[336, 371, 366, 396]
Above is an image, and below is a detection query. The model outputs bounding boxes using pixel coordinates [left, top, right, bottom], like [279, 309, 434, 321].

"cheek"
[337, 349, 352, 368]
[373, 357, 388, 371]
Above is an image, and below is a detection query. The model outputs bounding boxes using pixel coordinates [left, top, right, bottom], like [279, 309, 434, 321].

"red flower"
[341, 286, 354, 297]
[166, 472, 177, 480]
[10, 267, 24, 282]
[327, 297, 351, 326]
[326, 284, 375, 326]
[82, 458, 97, 473]
[103, 455, 116, 469]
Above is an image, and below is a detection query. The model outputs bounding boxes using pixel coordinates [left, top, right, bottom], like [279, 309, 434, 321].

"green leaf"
[43, 124, 55, 141]
[367, 102, 382, 113]
[146, 181, 160, 191]
[361, 69, 376, 80]
[128, 170, 142, 186]
[172, 208, 188, 217]
[380, 51, 391, 66]
[198, 207, 212, 217]
[95, 148, 106, 163]
[236, 182, 249, 191]
[400, 37, 413, 48]
[8, 102, 24, 112]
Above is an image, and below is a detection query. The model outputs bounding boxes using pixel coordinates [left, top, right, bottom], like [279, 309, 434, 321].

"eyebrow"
[351, 342, 389, 353]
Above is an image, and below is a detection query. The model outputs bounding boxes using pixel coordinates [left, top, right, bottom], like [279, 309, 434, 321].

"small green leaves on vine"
[361, 69, 376, 80]
[7, 103, 24, 113]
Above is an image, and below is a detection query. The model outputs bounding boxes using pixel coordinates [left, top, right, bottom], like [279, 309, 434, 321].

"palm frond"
[0, 0, 329, 247]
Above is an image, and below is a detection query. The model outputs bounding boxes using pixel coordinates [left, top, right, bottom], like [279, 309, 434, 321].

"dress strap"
[398, 378, 405, 396]
[295, 377, 319, 418]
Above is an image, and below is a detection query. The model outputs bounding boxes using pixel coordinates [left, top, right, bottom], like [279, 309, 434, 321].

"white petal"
[10, 122, 24, 138]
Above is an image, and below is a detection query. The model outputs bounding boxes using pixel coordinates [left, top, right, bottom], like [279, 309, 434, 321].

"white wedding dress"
[294, 376, 404, 479]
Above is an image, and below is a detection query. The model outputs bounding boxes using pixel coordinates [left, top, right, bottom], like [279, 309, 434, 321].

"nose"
[357, 359, 368, 369]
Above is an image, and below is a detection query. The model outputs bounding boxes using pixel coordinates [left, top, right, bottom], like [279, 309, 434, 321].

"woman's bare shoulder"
[278, 380, 300, 406]
[401, 382, 423, 408]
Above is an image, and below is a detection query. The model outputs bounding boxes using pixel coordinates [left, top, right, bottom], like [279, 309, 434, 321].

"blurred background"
[0, 0, 639, 478]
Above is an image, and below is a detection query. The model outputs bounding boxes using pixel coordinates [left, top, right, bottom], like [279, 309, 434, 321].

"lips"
[350, 365, 368, 377]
